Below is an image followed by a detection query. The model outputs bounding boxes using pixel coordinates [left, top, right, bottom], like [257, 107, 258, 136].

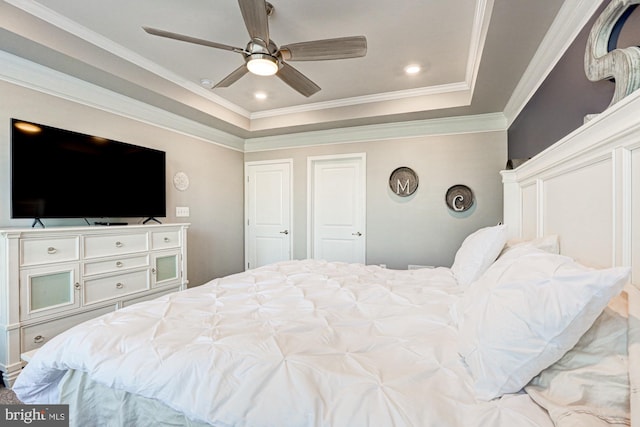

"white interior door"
[308, 154, 366, 263]
[245, 160, 292, 269]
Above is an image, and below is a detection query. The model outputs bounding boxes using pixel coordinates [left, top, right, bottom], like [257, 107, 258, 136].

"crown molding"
[244, 112, 508, 152]
[1, 50, 505, 155]
[503, 0, 604, 126]
[5, 0, 251, 119]
[249, 82, 471, 120]
[0, 51, 245, 152]
[465, 0, 494, 91]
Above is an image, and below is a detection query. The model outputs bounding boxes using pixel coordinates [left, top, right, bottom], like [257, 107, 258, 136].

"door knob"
[279, 230, 289, 235]
[352, 232, 362, 236]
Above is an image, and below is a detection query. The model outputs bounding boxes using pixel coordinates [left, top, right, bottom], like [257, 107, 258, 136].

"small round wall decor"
[445, 184, 474, 212]
[389, 167, 418, 197]
[173, 171, 190, 191]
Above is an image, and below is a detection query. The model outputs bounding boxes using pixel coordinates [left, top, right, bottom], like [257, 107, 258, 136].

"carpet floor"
[0, 385, 22, 404]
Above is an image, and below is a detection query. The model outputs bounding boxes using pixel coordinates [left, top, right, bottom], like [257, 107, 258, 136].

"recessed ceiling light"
[200, 78, 214, 89]
[254, 92, 268, 100]
[404, 65, 421, 75]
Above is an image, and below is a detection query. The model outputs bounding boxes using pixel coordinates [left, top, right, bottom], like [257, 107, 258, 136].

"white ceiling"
[1, 0, 570, 140]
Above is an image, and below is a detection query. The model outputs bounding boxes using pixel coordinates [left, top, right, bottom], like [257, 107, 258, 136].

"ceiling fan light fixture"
[247, 54, 278, 76]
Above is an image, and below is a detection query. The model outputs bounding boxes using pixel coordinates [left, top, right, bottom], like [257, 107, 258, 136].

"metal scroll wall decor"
[585, 0, 640, 119]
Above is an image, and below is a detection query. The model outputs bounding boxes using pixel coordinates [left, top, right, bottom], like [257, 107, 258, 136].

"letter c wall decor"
[445, 184, 474, 212]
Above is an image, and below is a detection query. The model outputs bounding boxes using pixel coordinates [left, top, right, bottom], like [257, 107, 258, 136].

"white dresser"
[0, 223, 189, 387]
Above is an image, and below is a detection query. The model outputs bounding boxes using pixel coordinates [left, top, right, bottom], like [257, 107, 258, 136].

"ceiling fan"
[143, 0, 367, 97]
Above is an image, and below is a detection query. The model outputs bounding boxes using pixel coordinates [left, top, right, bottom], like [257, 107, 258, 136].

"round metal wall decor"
[173, 171, 190, 191]
[445, 184, 474, 212]
[389, 167, 418, 197]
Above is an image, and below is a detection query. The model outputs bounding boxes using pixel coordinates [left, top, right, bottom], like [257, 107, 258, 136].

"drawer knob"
[116, 261, 123, 268]
[115, 241, 123, 248]
[47, 247, 57, 254]
[33, 335, 45, 344]
[74, 282, 81, 290]
[116, 282, 124, 289]
[164, 237, 170, 243]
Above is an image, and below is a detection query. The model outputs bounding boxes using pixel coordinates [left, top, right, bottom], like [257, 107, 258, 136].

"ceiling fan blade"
[213, 65, 250, 88]
[279, 36, 367, 61]
[277, 62, 321, 97]
[143, 26, 245, 53]
[238, 0, 270, 42]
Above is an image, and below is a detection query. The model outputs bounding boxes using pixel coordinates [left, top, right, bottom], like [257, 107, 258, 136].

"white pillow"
[457, 247, 630, 400]
[499, 234, 560, 258]
[450, 224, 507, 288]
[525, 289, 630, 426]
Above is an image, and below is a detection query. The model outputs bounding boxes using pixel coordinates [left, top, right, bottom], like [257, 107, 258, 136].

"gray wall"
[245, 131, 507, 269]
[0, 80, 245, 286]
[1, 76, 506, 278]
[508, 1, 640, 159]
[2, 69, 508, 277]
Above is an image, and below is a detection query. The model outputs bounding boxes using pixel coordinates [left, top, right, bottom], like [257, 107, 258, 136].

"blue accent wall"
[508, 1, 640, 160]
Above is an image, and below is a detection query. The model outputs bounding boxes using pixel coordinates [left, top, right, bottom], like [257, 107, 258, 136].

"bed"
[11, 230, 636, 427]
[12, 80, 640, 427]
[13, 250, 631, 427]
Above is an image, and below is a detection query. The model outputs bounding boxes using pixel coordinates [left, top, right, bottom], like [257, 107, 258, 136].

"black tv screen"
[11, 119, 166, 219]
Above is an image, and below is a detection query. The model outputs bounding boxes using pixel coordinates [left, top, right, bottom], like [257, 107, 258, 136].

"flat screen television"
[11, 119, 166, 221]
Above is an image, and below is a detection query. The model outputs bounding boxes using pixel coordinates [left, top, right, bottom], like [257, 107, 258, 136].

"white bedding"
[14, 259, 554, 427]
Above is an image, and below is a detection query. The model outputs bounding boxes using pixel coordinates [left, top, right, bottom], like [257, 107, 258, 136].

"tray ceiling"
[0, 0, 567, 139]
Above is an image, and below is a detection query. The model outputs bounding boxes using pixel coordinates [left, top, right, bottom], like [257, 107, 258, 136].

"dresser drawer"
[21, 306, 113, 353]
[151, 230, 181, 250]
[84, 232, 148, 259]
[84, 255, 149, 276]
[84, 270, 150, 305]
[21, 237, 80, 266]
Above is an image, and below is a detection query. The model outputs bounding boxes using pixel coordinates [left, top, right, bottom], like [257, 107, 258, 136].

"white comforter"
[15, 260, 553, 426]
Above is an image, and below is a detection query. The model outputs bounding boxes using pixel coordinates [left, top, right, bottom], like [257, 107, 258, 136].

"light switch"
[176, 206, 190, 217]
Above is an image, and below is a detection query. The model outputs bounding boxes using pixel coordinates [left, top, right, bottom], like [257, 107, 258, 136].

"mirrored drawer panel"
[19, 263, 81, 321]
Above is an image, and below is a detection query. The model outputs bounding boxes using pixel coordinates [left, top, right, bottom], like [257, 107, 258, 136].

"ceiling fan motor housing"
[244, 39, 281, 74]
